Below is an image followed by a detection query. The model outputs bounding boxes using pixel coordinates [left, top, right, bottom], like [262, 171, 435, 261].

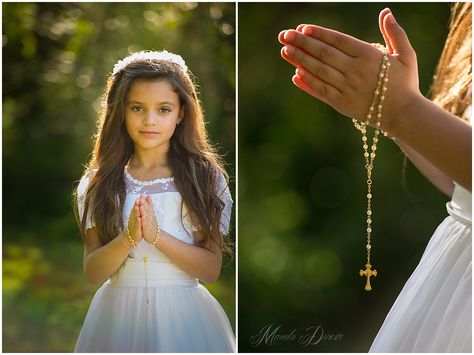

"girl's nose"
[143, 111, 158, 125]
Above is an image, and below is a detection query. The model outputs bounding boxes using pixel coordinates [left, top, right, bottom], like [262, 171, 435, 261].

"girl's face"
[125, 79, 183, 155]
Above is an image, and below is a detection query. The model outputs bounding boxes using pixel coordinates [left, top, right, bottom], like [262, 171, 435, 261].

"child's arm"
[82, 198, 143, 284]
[278, 9, 471, 192]
[377, 8, 454, 198]
[395, 138, 454, 197]
[139, 195, 222, 284]
[152, 229, 222, 284]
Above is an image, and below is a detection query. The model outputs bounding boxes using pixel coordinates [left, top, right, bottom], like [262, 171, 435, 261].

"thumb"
[378, 8, 394, 54]
[383, 12, 416, 66]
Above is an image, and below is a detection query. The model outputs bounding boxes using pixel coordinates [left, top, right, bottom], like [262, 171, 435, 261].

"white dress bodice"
[77, 167, 233, 264]
[122, 169, 198, 263]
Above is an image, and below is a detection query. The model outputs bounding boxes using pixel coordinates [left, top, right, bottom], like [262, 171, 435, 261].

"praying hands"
[278, 8, 420, 134]
[278, 8, 471, 191]
[137, 195, 161, 244]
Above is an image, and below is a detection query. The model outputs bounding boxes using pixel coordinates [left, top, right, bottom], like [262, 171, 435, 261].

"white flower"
[112, 50, 188, 75]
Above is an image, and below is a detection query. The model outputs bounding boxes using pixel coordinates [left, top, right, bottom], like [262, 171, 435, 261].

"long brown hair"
[431, 2, 472, 119]
[74, 58, 233, 257]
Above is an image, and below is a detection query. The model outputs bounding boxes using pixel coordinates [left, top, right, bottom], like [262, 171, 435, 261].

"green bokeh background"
[238, 2, 452, 352]
[3, 2, 235, 352]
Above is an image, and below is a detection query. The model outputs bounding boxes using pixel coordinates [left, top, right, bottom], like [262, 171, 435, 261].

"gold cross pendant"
[360, 263, 377, 291]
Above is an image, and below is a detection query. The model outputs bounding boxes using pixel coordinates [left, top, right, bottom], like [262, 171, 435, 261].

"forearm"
[155, 230, 222, 283]
[84, 232, 130, 284]
[389, 94, 471, 191]
[395, 138, 454, 197]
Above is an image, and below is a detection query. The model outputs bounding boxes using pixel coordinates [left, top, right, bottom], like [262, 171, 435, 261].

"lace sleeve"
[217, 171, 233, 235]
[77, 171, 95, 230]
[189, 171, 233, 235]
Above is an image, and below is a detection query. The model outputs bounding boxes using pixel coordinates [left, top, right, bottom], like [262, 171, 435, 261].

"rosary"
[352, 44, 390, 291]
[123, 223, 160, 304]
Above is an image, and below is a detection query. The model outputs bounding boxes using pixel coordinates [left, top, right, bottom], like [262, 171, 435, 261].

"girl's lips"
[140, 131, 160, 137]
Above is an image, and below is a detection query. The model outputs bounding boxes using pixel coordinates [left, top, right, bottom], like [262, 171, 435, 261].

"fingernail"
[302, 26, 312, 35]
[387, 13, 397, 25]
[284, 30, 295, 42]
[296, 67, 305, 77]
[285, 45, 295, 55]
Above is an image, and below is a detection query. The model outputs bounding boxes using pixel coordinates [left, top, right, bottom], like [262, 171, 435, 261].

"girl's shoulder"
[214, 168, 232, 201]
[77, 168, 98, 196]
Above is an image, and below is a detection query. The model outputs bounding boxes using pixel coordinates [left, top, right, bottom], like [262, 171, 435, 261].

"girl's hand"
[139, 194, 160, 244]
[127, 197, 143, 244]
[278, 9, 421, 132]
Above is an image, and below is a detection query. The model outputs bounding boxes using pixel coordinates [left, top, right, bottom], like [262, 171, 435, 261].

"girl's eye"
[131, 106, 143, 112]
[160, 107, 171, 113]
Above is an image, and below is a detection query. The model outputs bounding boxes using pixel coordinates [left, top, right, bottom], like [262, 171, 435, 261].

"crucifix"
[360, 263, 377, 291]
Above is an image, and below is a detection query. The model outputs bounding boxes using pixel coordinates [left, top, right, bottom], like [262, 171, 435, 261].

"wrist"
[384, 90, 423, 139]
[125, 226, 139, 246]
[120, 231, 133, 249]
[145, 225, 161, 246]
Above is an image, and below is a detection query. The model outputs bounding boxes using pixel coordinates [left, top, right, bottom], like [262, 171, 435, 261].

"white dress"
[370, 181, 472, 352]
[74, 168, 235, 352]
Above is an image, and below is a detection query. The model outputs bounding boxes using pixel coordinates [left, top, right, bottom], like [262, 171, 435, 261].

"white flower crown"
[112, 50, 188, 76]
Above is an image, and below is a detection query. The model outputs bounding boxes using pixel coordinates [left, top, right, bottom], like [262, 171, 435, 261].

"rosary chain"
[353, 46, 390, 291]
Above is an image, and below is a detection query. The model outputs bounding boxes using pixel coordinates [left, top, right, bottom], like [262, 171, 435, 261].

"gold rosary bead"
[121, 238, 132, 249]
[354, 45, 390, 291]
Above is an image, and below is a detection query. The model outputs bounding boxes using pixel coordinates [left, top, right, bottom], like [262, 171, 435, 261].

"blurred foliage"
[238, 2, 452, 352]
[3, 2, 235, 352]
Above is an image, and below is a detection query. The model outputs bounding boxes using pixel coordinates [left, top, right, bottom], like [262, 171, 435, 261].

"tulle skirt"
[370, 206, 471, 352]
[74, 259, 235, 352]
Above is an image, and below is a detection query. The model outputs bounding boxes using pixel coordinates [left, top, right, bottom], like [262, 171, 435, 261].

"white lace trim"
[124, 168, 174, 186]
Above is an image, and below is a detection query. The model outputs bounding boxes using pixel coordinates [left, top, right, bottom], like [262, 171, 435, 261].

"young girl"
[74, 50, 235, 352]
[279, 4, 471, 353]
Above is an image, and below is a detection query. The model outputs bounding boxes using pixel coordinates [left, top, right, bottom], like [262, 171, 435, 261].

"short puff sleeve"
[217, 171, 233, 235]
[190, 171, 233, 235]
[77, 172, 95, 230]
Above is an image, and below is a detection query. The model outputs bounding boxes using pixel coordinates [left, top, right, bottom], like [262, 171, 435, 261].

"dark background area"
[238, 2, 452, 352]
[3, 2, 235, 352]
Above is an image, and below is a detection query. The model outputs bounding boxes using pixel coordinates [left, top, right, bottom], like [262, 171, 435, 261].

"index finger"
[301, 25, 371, 58]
